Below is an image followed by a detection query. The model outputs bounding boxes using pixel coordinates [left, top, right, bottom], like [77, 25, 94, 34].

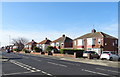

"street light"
[9, 35, 11, 45]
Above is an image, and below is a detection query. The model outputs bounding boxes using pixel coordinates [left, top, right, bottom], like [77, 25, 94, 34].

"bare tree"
[12, 37, 28, 50]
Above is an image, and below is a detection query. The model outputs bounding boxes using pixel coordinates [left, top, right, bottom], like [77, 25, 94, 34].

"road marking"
[3, 71, 37, 75]
[96, 68, 120, 73]
[10, 60, 53, 76]
[48, 62, 67, 67]
[81, 69, 109, 76]
[60, 61, 81, 66]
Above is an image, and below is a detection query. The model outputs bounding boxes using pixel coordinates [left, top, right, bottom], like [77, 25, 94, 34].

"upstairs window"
[98, 39, 101, 44]
[74, 41, 76, 45]
[87, 38, 92, 45]
[115, 40, 117, 44]
[78, 39, 84, 46]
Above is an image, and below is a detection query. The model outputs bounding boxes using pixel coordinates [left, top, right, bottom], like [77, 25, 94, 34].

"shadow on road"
[2, 57, 22, 60]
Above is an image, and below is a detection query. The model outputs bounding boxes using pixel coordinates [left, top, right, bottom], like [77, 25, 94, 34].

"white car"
[100, 51, 120, 61]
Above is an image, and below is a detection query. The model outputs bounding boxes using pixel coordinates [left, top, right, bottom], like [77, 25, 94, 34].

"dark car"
[6, 49, 11, 53]
[83, 51, 100, 59]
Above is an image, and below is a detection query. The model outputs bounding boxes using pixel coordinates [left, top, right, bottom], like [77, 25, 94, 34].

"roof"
[51, 35, 73, 43]
[26, 41, 37, 45]
[38, 39, 51, 44]
[74, 32, 117, 40]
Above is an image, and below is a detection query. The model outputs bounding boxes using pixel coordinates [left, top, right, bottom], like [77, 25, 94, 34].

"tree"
[12, 37, 28, 51]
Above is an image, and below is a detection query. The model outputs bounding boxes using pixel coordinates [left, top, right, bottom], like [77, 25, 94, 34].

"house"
[51, 34, 73, 50]
[37, 38, 51, 51]
[24, 40, 37, 51]
[73, 29, 118, 55]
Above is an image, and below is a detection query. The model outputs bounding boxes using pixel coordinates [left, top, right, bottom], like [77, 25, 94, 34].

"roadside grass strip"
[9, 60, 53, 76]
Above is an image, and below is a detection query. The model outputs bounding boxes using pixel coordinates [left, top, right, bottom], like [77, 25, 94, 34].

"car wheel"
[101, 58, 103, 60]
[118, 58, 120, 61]
[109, 57, 113, 61]
[97, 57, 100, 59]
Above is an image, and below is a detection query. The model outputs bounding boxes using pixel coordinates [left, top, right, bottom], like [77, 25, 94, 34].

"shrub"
[34, 47, 42, 52]
[13, 49, 19, 52]
[22, 49, 30, 53]
[46, 46, 54, 52]
[60, 49, 84, 54]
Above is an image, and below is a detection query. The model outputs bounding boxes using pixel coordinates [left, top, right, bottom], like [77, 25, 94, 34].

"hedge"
[34, 47, 42, 52]
[60, 49, 84, 54]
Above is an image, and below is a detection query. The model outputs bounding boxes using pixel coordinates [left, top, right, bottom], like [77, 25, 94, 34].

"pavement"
[19, 52, 120, 68]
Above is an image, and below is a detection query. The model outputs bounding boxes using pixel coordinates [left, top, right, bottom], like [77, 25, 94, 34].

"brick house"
[73, 29, 118, 55]
[37, 38, 51, 51]
[24, 40, 37, 51]
[51, 35, 73, 49]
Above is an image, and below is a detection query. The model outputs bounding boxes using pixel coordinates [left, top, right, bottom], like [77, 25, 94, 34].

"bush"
[22, 49, 30, 53]
[34, 47, 42, 53]
[46, 46, 54, 52]
[13, 49, 19, 52]
[60, 49, 84, 54]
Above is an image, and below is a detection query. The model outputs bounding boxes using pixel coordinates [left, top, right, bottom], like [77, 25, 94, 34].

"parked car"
[83, 51, 100, 59]
[100, 51, 120, 61]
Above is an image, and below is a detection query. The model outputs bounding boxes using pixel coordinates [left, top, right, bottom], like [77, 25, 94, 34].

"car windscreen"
[84, 51, 95, 53]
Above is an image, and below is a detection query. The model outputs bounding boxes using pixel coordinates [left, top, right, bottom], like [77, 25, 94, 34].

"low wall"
[53, 53, 75, 58]
[31, 52, 40, 55]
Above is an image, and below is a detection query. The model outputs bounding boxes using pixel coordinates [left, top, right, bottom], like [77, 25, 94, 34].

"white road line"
[96, 68, 120, 73]
[3, 71, 36, 75]
[81, 69, 109, 76]
[10, 60, 53, 76]
[48, 62, 67, 67]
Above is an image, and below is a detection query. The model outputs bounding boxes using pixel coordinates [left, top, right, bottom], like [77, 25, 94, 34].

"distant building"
[73, 29, 118, 55]
[37, 38, 51, 51]
[51, 35, 73, 49]
[25, 40, 37, 51]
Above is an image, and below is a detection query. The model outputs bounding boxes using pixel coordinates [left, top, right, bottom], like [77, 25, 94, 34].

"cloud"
[0, 23, 118, 47]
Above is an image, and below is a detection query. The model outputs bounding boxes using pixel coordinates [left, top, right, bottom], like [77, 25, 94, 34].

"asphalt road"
[1, 51, 120, 77]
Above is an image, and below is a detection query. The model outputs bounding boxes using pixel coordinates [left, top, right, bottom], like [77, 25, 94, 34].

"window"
[98, 39, 101, 44]
[56, 42, 59, 46]
[78, 39, 83, 46]
[115, 40, 117, 44]
[92, 38, 96, 45]
[74, 41, 76, 45]
[87, 38, 92, 45]
[113, 42, 115, 46]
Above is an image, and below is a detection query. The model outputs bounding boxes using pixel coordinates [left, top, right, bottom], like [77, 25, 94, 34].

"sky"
[0, 2, 118, 46]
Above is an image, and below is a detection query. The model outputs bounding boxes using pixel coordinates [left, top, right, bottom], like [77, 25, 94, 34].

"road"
[1, 51, 120, 77]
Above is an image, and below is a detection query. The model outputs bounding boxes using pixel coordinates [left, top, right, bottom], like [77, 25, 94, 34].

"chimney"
[45, 38, 47, 40]
[32, 39, 34, 42]
[62, 34, 65, 37]
[92, 29, 96, 33]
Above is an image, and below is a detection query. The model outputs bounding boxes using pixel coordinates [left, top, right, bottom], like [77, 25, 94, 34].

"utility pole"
[9, 35, 11, 45]
[93, 25, 95, 29]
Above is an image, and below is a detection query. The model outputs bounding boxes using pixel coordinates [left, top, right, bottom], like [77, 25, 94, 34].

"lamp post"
[9, 35, 11, 45]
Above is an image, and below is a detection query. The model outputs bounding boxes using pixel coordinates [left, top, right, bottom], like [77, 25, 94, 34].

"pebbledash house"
[37, 38, 51, 51]
[73, 29, 118, 55]
[24, 40, 37, 51]
[51, 35, 73, 50]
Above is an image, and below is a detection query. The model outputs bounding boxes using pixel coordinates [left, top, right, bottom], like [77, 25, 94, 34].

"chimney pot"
[92, 29, 96, 33]
[62, 34, 65, 37]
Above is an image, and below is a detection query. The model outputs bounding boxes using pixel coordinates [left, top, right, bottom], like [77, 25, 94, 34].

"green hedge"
[46, 46, 54, 52]
[60, 49, 84, 54]
[13, 49, 20, 52]
[34, 47, 42, 52]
